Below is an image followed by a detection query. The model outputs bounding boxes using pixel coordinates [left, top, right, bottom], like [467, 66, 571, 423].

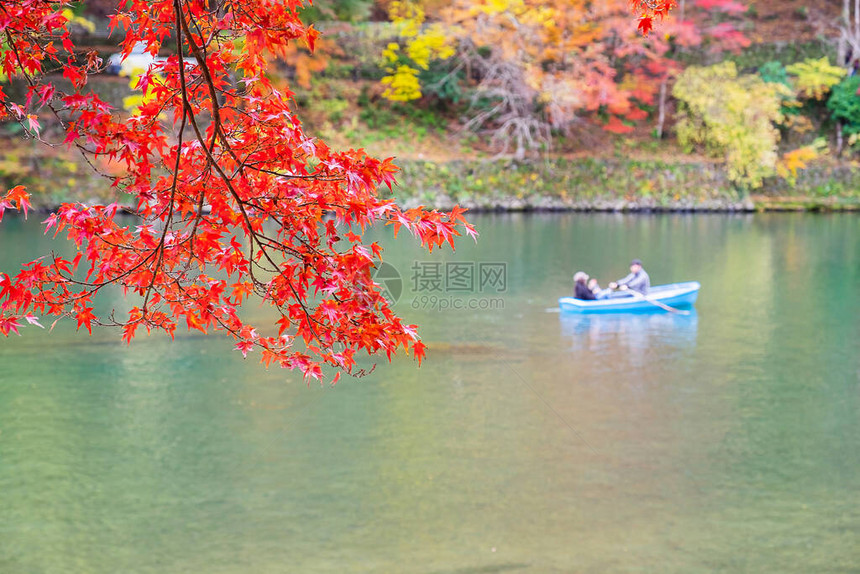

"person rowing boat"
[609, 258, 650, 295]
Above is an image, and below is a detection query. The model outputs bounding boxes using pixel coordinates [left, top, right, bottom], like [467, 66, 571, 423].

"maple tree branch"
[0, 0, 453, 378]
[174, 0, 324, 345]
[141, 106, 187, 313]
[239, 164, 343, 181]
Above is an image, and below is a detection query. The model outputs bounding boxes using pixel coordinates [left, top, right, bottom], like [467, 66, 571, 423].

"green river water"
[0, 213, 858, 573]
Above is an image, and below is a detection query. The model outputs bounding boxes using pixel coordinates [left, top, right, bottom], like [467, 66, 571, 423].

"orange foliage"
[281, 35, 341, 89]
[414, 0, 743, 153]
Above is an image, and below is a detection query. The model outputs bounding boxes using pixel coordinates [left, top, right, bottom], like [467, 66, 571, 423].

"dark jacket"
[574, 282, 596, 300]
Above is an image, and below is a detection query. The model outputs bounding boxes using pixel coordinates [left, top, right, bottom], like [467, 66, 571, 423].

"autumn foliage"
[630, 0, 676, 36]
[0, 0, 476, 382]
[377, 0, 744, 157]
[0, 0, 670, 381]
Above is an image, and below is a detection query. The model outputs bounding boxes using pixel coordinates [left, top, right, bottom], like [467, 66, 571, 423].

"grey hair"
[573, 271, 588, 283]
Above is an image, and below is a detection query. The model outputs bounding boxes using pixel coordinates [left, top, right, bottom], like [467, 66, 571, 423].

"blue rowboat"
[558, 281, 700, 314]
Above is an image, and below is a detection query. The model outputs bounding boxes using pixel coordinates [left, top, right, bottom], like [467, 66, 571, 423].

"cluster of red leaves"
[630, 0, 677, 35]
[563, 0, 742, 135]
[0, 0, 475, 383]
[603, 0, 748, 133]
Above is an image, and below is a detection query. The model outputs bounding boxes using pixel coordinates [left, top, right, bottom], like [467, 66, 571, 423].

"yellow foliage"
[383, 42, 401, 64]
[61, 9, 96, 34]
[406, 24, 455, 69]
[673, 62, 790, 189]
[785, 57, 846, 100]
[123, 73, 165, 115]
[381, 65, 422, 101]
[480, 0, 523, 15]
[381, 1, 454, 101]
[389, 1, 425, 37]
[782, 114, 814, 135]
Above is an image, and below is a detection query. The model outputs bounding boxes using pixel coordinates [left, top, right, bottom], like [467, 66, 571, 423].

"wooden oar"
[622, 287, 690, 315]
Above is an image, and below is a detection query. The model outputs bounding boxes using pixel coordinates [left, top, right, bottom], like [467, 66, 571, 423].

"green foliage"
[325, 23, 399, 81]
[759, 61, 791, 87]
[357, 85, 371, 108]
[827, 75, 860, 135]
[358, 104, 400, 131]
[356, 99, 446, 133]
[390, 158, 737, 206]
[673, 62, 789, 190]
[0, 146, 110, 207]
[389, 157, 860, 209]
[759, 61, 802, 116]
[716, 40, 834, 71]
[316, 98, 350, 123]
[320, 61, 358, 80]
[418, 60, 464, 104]
[393, 103, 447, 130]
[299, 0, 373, 23]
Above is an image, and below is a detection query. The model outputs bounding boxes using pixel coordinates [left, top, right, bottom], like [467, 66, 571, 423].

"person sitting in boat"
[609, 258, 650, 295]
[573, 271, 596, 300]
[588, 277, 613, 300]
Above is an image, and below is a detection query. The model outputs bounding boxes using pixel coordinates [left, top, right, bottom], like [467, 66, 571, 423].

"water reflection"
[559, 310, 698, 358]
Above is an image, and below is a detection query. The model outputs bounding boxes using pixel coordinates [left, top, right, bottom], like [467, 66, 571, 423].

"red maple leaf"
[638, 15, 655, 35]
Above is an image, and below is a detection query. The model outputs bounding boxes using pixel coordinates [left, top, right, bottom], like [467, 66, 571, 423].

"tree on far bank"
[378, 0, 740, 158]
[673, 61, 789, 189]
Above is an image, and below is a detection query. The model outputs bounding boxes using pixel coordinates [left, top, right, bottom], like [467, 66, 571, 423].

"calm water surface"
[1, 213, 858, 573]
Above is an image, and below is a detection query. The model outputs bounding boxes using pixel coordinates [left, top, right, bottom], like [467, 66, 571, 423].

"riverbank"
[5, 149, 860, 213]
[388, 158, 860, 213]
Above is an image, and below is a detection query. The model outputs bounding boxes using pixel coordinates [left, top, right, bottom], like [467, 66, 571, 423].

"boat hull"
[558, 281, 700, 314]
